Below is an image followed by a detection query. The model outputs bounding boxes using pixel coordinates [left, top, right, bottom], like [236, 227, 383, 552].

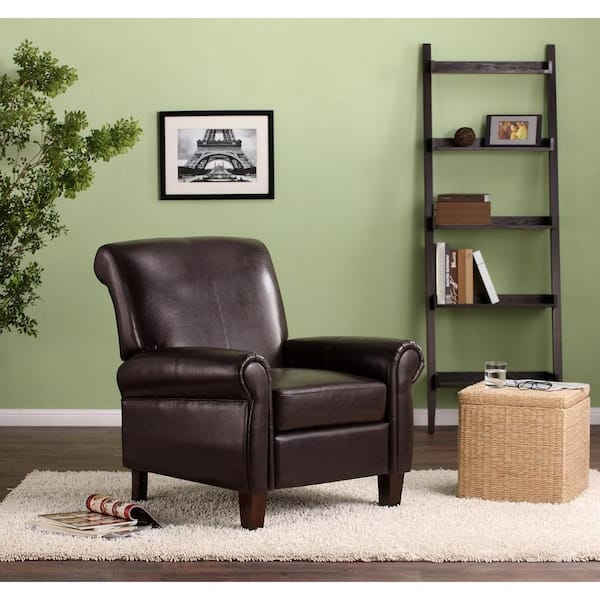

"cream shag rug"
[1, 469, 600, 562]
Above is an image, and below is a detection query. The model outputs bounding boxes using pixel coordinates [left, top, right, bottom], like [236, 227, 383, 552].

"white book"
[435, 242, 446, 305]
[472, 250, 499, 304]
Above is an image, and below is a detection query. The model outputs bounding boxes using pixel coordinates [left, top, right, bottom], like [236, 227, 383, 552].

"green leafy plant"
[0, 40, 142, 336]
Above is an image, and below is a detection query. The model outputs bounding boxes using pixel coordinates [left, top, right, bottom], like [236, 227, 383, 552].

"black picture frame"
[159, 110, 274, 200]
[484, 114, 542, 147]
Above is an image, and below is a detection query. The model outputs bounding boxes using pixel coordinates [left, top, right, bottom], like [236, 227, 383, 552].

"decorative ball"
[454, 127, 476, 147]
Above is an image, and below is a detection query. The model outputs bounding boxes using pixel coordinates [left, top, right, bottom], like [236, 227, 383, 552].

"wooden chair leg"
[239, 492, 267, 529]
[378, 473, 404, 506]
[132, 470, 148, 501]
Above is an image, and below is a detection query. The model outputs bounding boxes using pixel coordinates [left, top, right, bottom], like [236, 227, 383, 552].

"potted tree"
[0, 40, 142, 336]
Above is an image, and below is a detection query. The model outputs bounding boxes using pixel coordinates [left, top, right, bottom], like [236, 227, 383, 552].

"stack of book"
[435, 193, 492, 226]
[33, 494, 160, 538]
[435, 242, 499, 305]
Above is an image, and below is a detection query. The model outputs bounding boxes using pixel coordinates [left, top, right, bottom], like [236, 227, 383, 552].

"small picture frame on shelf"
[484, 114, 542, 147]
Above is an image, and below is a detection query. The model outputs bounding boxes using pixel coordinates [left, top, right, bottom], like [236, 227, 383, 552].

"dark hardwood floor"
[1, 426, 600, 582]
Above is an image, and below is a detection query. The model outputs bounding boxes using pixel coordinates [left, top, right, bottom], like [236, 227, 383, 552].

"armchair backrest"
[94, 237, 288, 365]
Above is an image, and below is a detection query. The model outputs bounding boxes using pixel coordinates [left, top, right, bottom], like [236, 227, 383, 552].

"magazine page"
[34, 519, 148, 538]
[86, 494, 160, 527]
[37, 510, 136, 530]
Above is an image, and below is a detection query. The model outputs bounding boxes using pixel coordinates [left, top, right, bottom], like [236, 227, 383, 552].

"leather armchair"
[94, 237, 424, 529]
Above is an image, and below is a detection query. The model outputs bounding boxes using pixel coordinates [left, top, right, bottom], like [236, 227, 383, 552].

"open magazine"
[34, 494, 160, 538]
[502, 379, 587, 392]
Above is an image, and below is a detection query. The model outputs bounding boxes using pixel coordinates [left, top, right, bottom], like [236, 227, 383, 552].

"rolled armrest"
[117, 346, 270, 399]
[285, 336, 423, 474]
[284, 337, 424, 384]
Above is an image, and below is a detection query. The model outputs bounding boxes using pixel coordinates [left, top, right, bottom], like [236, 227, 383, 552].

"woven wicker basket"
[458, 381, 590, 503]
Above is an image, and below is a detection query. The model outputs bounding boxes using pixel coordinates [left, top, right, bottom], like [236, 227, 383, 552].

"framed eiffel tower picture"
[159, 110, 274, 199]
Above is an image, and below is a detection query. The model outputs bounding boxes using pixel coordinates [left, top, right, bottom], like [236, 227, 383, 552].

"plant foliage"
[0, 40, 142, 336]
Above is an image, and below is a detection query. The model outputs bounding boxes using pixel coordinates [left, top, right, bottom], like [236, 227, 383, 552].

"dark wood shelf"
[430, 138, 554, 151]
[432, 294, 555, 309]
[431, 216, 553, 230]
[431, 61, 552, 75]
[435, 370, 557, 388]
[422, 43, 562, 433]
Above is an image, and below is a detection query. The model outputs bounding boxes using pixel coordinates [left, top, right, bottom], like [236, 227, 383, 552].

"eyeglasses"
[516, 380, 552, 390]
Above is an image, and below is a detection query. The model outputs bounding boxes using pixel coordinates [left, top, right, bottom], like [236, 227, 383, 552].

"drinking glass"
[485, 361, 507, 387]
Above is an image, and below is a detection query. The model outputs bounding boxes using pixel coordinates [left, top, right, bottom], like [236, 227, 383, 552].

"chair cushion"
[271, 368, 387, 432]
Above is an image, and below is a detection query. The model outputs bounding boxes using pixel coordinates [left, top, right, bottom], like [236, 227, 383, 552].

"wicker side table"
[458, 381, 590, 503]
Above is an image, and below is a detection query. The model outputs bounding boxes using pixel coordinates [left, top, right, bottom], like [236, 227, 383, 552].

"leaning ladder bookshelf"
[422, 43, 562, 433]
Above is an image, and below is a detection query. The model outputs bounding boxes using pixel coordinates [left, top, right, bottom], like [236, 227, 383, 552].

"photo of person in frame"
[497, 120, 529, 141]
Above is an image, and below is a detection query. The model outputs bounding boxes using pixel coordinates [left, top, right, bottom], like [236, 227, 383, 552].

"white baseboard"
[413, 409, 459, 427]
[0, 409, 121, 427]
[1, 408, 600, 427]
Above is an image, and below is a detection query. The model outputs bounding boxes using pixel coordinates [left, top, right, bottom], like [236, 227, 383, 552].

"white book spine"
[435, 242, 446, 305]
[472, 250, 499, 304]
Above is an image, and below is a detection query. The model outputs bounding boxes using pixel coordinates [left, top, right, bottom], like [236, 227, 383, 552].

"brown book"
[437, 193, 490, 202]
[457, 248, 474, 304]
[435, 202, 491, 225]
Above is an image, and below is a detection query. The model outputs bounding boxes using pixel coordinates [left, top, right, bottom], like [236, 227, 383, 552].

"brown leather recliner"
[94, 237, 424, 529]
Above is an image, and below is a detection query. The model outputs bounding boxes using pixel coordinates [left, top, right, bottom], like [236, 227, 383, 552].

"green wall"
[0, 19, 599, 411]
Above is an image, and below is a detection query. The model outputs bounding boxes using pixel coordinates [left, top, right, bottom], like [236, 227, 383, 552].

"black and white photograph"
[159, 111, 274, 199]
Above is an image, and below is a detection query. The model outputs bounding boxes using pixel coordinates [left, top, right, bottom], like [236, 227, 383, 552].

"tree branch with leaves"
[0, 40, 142, 336]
